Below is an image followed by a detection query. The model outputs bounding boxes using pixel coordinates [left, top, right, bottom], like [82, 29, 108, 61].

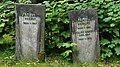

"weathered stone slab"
[15, 4, 45, 61]
[68, 9, 100, 63]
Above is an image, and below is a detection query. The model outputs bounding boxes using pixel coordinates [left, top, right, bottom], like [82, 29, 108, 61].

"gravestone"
[15, 4, 45, 61]
[68, 9, 100, 63]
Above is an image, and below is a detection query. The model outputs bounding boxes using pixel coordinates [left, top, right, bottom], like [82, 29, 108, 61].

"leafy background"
[0, 0, 120, 61]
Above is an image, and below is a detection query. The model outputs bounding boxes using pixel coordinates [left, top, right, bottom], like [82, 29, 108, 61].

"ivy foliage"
[0, 1, 15, 45]
[0, 0, 120, 60]
[44, 0, 120, 60]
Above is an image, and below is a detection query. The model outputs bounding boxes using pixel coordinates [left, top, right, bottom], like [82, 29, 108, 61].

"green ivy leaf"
[3, 34, 13, 43]
[0, 23, 5, 27]
[110, 23, 115, 27]
[57, 18, 61, 22]
[62, 43, 77, 48]
[107, 52, 112, 57]
[103, 17, 112, 22]
[101, 53, 107, 60]
[51, 24, 58, 31]
[108, 8, 113, 12]
[114, 46, 120, 55]
[98, 10, 104, 14]
[108, 12, 113, 16]
[46, 13, 52, 17]
[100, 39, 110, 45]
[118, 12, 120, 15]
[62, 43, 71, 48]
[105, 49, 113, 57]
[46, 18, 52, 22]
[1, 19, 9, 22]
[99, 15, 104, 19]
[63, 18, 69, 23]
[111, 39, 120, 44]
[43, 1, 50, 7]
[71, 43, 77, 46]
[7, 5, 14, 9]
[113, 29, 119, 36]
[57, 43, 63, 48]
[61, 31, 70, 38]
[75, 6, 82, 9]
[61, 50, 72, 58]
[108, 44, 115, 48]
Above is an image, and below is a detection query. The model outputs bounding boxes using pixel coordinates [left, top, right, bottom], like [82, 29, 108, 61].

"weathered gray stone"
[68, 9, 100, 63]
[15, 4, 45, 61]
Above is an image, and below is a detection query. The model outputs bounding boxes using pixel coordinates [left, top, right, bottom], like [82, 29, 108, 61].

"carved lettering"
[21, 13, 40, 25]
[76, 18, 94, 40]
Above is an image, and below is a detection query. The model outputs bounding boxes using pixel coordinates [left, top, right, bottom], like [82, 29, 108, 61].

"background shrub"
[0, 0, 120, 60]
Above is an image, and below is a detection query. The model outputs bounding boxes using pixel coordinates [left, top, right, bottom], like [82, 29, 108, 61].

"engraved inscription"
[75, 17, 95, 41]
[21, 13, 41, 25]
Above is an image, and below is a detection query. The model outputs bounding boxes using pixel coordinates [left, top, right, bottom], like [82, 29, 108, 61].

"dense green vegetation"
[0, 0, 120, 66]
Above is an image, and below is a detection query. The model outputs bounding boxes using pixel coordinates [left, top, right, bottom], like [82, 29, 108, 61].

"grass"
[0, 50, 120, 67]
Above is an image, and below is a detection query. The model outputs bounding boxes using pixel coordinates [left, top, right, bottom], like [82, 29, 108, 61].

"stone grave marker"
[68, 9, 100, 63]
[15, 4, 45, 61]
